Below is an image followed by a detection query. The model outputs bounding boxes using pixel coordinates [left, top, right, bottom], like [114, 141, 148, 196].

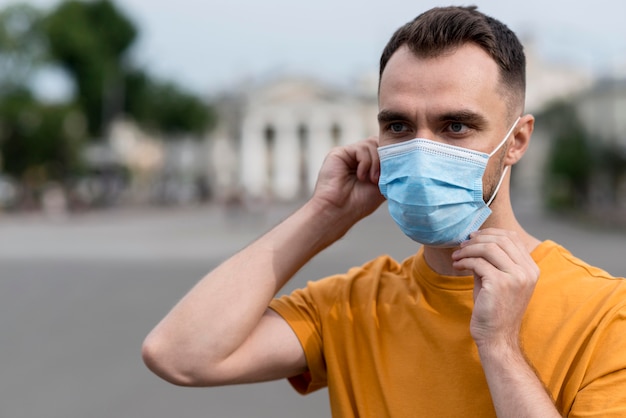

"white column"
[341, 107, 366, 145]
[240, 115, 268, 199]
[273, 115, 300, 200]
[308, 110, 334, 194]
[209, 136, 237, 200]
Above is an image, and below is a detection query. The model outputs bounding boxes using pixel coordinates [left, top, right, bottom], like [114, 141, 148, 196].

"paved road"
[0, 203, 624, 418]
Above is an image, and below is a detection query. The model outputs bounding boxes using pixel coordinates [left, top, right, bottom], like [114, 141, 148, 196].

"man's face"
[378, 43, 514, 200]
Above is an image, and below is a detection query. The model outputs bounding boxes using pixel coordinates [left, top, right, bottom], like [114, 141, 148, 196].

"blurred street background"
[0, 201, 624, 418]
[0, 0, 625, 417]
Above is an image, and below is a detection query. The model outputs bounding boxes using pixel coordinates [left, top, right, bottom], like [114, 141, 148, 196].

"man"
[142, 6, 626, 417]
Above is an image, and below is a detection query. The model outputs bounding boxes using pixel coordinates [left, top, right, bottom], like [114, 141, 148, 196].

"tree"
[0, 89, 85, 182]
[44, 0, 136, 137]
[0, 3, 85, 203]
[44, 0, 215, 139]
[540, 100, 594, 209]
[0, 3, 46, 93]
[0, 0, 216, 210]
[124, 69, 216, 137]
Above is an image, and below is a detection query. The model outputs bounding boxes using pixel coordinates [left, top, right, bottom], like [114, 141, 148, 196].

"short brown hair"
[379, 6, 526, 112]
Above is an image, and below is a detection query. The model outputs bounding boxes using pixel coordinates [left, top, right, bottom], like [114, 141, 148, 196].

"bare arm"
[477, 341, 562, 418]
[142, 138, 384, 387]
[452, 229, 562, 417]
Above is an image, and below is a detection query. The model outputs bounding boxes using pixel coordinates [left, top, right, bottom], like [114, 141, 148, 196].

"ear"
[504, 114, 534, 166]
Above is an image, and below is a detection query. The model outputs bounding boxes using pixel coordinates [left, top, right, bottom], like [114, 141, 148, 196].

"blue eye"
[450, 122, 465, 133]
[390, 123, 406, 133]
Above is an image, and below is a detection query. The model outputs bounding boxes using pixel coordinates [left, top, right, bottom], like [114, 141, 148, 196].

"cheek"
[482, 155, 506, 195]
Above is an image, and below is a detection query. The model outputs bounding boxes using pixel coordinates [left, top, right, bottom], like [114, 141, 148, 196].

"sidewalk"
[0, 202, 624, 276]
[0, 204, 298, 261]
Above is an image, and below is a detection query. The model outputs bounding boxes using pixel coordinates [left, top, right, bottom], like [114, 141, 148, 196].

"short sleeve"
[268, 255, 407, 396]
[270, 285, 328, 394]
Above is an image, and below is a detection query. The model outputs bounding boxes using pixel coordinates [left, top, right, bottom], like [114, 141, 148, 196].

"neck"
[422, 194, 541, 276]
[423, 246, 467, 276]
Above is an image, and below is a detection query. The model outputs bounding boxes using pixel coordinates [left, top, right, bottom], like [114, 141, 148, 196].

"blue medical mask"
[377, 118, 519, 248]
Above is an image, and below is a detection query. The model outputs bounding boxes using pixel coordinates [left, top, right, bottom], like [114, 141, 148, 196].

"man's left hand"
[451, 228, 540, 348]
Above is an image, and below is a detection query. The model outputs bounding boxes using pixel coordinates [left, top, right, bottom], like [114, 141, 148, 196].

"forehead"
[378, 44, 507, 120]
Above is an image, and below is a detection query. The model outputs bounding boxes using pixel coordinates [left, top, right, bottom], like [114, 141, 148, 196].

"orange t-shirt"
[270, 240, 626, 417]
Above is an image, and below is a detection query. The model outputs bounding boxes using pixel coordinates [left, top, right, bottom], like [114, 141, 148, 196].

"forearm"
[478, 342, 562, 418]
[142, 198, 359, 383]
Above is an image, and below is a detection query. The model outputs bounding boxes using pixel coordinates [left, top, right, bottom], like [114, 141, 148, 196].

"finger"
[452, 255, 501, 279]
[458, 230, 536, 274]
[455, 245, 516, 274]
[453, 237, 538, 285]
[453, 240, 515, 274]
[366, 138, 380, 183]
[354, 138, 380, 183]
[465, 229, 528, 260]
[354, 144, 372, 182]
[455, 245, 537, 283]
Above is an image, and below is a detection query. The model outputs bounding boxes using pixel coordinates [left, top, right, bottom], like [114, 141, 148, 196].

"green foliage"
[42, 0, 214, 138]
[0, 3, 46, 93]
[0, 2, 85, 191]
[0, 0, 216, 204]
[0, 89, 85, 181]
[541, 100, 596, 209]
[125, 70, 216, 137]
[548, 125, 592, 185]
[43, 0, 137, 137]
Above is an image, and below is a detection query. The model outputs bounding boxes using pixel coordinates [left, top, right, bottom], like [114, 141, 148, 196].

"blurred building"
[574, 77, 626, 209]
[207, 42, 594, 207]
[509, 39, 594, 210]
[524, 39, 594, 114]
[575, 78, 626, 152]
[208, 76, 378, 203]
[81, 118, 209, 208]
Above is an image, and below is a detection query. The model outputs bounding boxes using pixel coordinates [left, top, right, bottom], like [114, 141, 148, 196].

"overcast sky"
[4, 0, 626, 97]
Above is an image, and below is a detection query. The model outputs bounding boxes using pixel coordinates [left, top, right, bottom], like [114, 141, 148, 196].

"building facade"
[209, 77, 378, 203]
[575, 78, 626, 152]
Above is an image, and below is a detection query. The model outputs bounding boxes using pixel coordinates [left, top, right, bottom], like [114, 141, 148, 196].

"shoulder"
[530, 240, 626, 320]
[273, 254, 415, 312]
[313, 254, 412, 294]
[534, 240, 623, 283]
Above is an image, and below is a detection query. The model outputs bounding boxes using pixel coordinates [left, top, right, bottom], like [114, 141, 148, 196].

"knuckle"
[484, 242, 500, 253]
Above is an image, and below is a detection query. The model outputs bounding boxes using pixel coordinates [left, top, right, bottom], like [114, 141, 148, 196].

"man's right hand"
[312, 137, 385, 226]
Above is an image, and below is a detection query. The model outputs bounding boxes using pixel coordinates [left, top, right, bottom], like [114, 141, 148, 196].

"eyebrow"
[377, 108, 489, 128]
[436, 110, 488, 128]
[377, 110, 411, 124]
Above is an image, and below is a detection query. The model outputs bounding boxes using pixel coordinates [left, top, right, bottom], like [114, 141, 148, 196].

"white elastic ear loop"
[486, 166, 508, 207]
[485, 117, 519, 206]
[488, 116, 520, 157]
